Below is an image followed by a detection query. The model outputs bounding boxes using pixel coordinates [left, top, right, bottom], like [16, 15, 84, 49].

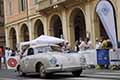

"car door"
[21, 48, 34, 73]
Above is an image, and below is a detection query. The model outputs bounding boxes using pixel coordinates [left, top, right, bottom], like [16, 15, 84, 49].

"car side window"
[36, 46, 51, 53]
[27, 48, 34, 56]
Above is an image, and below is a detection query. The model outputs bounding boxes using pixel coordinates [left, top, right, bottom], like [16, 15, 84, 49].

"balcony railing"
[50, 0, 66, 5]
[36, 0, 66, 11]
[36, 0, 93, 11]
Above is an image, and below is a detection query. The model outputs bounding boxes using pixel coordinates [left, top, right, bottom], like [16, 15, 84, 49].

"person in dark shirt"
[11, 50, 16, 56]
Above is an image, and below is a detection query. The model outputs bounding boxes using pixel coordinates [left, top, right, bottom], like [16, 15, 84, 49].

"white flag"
[96, 0, 117, 49]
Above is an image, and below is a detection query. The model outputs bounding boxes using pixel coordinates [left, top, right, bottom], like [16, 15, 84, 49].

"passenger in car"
[27, 48, 34, 55]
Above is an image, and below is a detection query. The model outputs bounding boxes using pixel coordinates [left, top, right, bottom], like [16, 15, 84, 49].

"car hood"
[48, 52, 82, 66]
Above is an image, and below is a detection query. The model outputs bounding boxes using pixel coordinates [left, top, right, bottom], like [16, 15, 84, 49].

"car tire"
[72, 69, 82, 77]
[39, 64, 46, 78]
[17, 66, 26, 76]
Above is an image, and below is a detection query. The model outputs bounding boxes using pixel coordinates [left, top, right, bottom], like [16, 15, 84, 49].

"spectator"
[74, 40, 80, 51]
[16, 50, 21, 56]
[0, 48, 2, 69]
[79, 37, 82, 44]
[5, 47, 9, 59]
[4, 47, 9, 66]
[118, 41, 120, 48]
[96, 38, 101, 49]
[8, 48, 12, 56]
[79, 38, 88, 51]
[64, 42, 70, 52]
[101, 37, 108, 49]
[60, 34, 64, 39]
[11, 50, 16, 56]
[87, 38, 93, 49]
[106, 39, 112, 49]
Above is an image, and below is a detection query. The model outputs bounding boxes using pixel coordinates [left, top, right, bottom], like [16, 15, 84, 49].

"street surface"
[0, 69, 120, 80]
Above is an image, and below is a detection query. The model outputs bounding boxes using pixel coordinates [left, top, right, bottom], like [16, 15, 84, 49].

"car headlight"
[50, 57, 57, 64]
[80, 57, 86, 64]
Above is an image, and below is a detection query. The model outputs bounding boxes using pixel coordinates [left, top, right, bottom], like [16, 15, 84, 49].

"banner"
[96, 0, 117, 49]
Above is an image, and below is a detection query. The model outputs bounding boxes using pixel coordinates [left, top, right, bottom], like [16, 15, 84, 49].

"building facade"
[4, 0, 120, 50]
[0, 0, 5, 47]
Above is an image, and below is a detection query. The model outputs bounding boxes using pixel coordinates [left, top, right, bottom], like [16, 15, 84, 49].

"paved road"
[0, 69, 120, 80]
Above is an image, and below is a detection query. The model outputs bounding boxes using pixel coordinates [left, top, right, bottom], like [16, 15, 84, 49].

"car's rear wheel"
[39, 64, 46, 78]
[72, 69, 82, 77]
[17, 66, 26, 76]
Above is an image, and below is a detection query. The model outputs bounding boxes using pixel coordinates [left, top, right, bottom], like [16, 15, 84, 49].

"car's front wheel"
[72, 69, 82, 77]
[39, 64, 46, 78]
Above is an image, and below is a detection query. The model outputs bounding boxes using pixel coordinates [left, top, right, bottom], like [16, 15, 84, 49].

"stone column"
[62, 8, 69, 41]
[28, 20, 33, 41]
[5, 27, 10, 48]
[115, 0, 120, 41]
[16, 24, 21, 44]
[85, 3, 96, 47]
[43, 16, 49, 35]
[27, 0, 33, 41]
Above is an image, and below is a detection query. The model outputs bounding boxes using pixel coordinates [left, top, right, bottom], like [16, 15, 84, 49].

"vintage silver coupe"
[17, 44, 86, 77]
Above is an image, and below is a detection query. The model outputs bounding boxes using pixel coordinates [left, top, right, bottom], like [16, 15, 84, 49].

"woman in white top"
[95, 38, 101, 49]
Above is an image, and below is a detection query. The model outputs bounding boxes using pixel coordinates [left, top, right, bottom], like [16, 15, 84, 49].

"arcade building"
[4, 0, 120, 49]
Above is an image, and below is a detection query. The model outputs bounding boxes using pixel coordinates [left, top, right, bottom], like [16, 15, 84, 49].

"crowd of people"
[0, 36, 113, 69]
[96, 37, 112, 49]
[73, 36, 113, 69]
[74, 37, 93, 52]
[0, 47, 21, 69]
[74, 36, 113, 52]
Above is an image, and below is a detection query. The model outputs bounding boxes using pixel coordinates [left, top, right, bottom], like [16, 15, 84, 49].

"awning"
[20, 35, 66, 46]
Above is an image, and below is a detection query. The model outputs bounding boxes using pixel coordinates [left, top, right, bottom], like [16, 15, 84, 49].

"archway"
[34, 19, 44, 38]
[20, 24, 29, 42]
[70, 8, 86, 42]
[50, 15, 63, 38]
[9, 28, 17, 50]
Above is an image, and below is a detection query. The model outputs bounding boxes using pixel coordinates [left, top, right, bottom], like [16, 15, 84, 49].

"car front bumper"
[46, 65, 86, 73]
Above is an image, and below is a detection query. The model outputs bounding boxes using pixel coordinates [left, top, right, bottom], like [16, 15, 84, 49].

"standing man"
[0, 47, 3, 69]
[4, 47, 9, 69]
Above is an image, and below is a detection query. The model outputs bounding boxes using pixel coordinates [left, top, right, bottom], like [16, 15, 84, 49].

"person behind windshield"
[63, 42, 70, 52]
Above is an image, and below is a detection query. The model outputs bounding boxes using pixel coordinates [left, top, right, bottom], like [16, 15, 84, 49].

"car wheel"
[72, 69, 82, 77]
[17, 66, 26, 76]
[39, 64, 46, 78]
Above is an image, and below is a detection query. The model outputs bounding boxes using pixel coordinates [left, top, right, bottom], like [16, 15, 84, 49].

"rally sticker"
[8, 58, 17, 67]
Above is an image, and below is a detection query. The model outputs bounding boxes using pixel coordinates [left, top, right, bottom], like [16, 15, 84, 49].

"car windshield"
[50, 45, 62, 52]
